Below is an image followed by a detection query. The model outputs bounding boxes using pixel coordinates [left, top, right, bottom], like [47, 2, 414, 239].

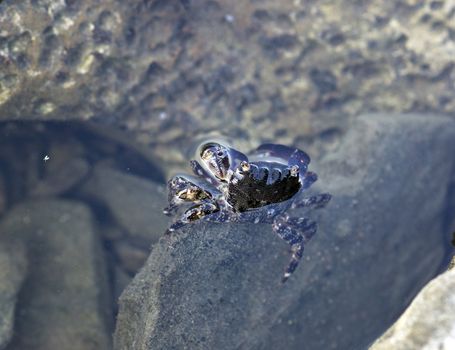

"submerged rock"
[115, 113, 455, 350]
[0, 240, 27, 349]
[29, 157, 90, 197]
[80, 164, 169, 248]
[2, 200, 112, 350]
[0, 121, 165, 211]
[369, 267, 455, 350]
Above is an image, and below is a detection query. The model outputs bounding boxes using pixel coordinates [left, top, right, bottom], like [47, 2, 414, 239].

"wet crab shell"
[226, 161, 301, 212]
[195, 139, 248, 182]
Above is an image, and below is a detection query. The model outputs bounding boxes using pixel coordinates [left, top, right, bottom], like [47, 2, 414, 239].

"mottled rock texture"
[369, 268, 455, 350]
[114, 113, 455, 350]
[2, 0, 455, 174]
[1, 200, 112, 350]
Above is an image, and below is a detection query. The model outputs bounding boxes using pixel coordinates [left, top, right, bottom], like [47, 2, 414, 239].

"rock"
[27, 132, 90, 197]
[114, 113, 455, 350]
[0, 121, 165, 208]
[369, 268, 455, 350]
[30, 157, 90, 197]
[3, 1, 455, 176]
[0, 240, 27, 349]
[80, 164, 169, 247]
[1, 200, 112, 350]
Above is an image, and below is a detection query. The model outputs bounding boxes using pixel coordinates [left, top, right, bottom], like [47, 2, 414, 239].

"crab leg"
[291, 193, 332, 210]
[272, 213, 318, 282]
[300, 171, 318, 189]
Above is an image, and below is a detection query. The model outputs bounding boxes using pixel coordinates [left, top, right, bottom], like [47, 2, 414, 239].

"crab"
[164, 141, 331, 282]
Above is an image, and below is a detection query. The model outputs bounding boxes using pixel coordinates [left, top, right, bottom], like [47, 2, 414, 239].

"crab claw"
[200, 144, 231, 181]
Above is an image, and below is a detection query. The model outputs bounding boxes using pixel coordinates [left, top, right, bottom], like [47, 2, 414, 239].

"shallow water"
[1, 1, 455, 350]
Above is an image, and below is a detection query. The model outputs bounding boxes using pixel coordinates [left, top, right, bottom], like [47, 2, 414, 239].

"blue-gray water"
[1, 1, 455, 349]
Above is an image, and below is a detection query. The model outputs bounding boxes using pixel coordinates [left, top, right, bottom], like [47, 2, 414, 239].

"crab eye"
[240, 161, 250, 172]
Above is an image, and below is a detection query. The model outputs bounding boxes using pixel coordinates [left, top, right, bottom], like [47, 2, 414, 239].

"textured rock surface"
[1, 200, 112, 350]
[80, 164, 169, 247]
[2, 0, 455, 174]
[369, 268, 455, 350]
[114, 113, 455, 350]
[0, 240, 27, 349]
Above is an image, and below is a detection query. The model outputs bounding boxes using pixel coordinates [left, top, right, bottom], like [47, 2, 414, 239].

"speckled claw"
[195, 141, 249, 182]
[164, 174, 219, 216]
[168, 202, 220, 232]
[190, 160, 219, 186]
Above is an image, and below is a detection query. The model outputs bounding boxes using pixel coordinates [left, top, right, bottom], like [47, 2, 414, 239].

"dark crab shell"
[226, 161, 301, 212]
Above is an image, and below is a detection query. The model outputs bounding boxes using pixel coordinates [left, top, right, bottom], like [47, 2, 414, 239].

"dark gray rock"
[114, 113, 455, 350]
[0, 240, 27, 349]
[1, 200, 112, 350]
[81, 164, 169, 247]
